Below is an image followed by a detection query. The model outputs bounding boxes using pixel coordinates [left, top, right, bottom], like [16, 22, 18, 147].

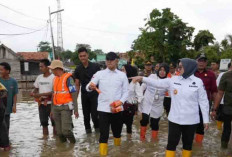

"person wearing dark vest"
[131, 58, 209, 157]
[0, 83, 10, 151]
[74, 47, 100, 134]
[211, 61, 232, 149]
[194, 53, 217, 143]
[86, 52, 128, 156]
[49, 60, 79, 143]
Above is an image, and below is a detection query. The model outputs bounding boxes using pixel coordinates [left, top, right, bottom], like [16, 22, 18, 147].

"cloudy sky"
[0, 0, 232, 53]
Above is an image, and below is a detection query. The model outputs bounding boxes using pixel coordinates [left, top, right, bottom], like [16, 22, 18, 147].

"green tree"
[60, 50, 73, 61]
[193, 30, 215, 51]
[37, 41, 52, 52]
[132, 8, 194, 63]
[92, 49, 104, 54]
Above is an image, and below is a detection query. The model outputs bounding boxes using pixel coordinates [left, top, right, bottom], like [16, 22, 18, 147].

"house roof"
[17, 52, 49, 61]
[0, 44, 20, 59]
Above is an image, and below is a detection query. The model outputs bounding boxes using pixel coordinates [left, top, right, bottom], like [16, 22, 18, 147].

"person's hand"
[74, 111, 79, 118]
[130, 76, 143, 83]
[210, 111, 217, 120]
[89, 82, 97, 90]
[204, 123, 209, 131]
[12, 104, 16, 113]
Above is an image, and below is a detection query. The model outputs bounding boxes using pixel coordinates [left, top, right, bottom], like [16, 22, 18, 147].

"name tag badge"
[174, 89, 178, 95]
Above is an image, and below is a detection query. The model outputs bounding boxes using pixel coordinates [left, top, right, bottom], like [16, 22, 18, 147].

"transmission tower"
[57, 0, 63, 58]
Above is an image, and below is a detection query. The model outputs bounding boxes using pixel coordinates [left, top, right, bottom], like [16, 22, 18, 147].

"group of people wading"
[0, 47, 232, 157]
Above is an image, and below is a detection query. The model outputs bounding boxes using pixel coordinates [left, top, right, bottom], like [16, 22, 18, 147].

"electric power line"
[0, 18, 41, 30]
[0, 25, 47, 36]
[0, 3, 46, 22]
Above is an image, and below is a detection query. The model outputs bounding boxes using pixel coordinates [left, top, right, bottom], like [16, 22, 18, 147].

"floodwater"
[0, 90, 232, 157]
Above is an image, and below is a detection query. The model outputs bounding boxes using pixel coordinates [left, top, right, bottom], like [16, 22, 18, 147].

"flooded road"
[0, 90, 232, 157]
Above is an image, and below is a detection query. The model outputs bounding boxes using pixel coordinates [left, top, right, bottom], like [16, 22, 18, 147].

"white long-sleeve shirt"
[127, 82, 143, 104]
[140, 74, 167, 118]
[143, 75, 209, 125]
[86, 68, 129, 113]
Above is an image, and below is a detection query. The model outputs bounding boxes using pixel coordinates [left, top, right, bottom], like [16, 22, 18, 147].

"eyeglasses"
[178, 66, 183, 70]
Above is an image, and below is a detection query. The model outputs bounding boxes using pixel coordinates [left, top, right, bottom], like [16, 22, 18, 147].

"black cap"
[169, 62, 176, 68]
[106, 52, 118, 61]
[196, 53, 207, 60]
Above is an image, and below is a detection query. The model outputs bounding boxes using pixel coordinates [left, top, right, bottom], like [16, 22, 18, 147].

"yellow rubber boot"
[216, 121, 223, 130]
[99, 143, 108, 156]
[182, 149, 192, 157]
[114, 138, 121, 146]
[165, 150, 175, 157]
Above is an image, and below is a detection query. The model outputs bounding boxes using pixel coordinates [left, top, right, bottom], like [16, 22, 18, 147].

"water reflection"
[0, 90, 232, 156]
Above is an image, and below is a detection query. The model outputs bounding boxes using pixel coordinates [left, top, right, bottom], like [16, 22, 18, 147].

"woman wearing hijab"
[121, 64, 143, 138]
[131, 58, 209, 157]
[139, 63, 169, 141]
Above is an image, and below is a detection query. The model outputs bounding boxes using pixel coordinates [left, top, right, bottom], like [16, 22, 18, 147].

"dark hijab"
[123, 64, 138, 83]
[179, 58, 197, 79]
[157, 63, 169, 79]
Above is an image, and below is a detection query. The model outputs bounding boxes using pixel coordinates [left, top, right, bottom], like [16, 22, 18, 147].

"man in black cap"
[86, 52, 128, 156]
[139, 61, 154, 77]
[194, 53, 217, 143]
[73, 47, 100, 134]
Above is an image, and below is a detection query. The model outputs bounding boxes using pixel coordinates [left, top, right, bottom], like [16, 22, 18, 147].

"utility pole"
[57, 0, 64, 60]
[49, 6, 64, 60]
[49, 7, 56, 60]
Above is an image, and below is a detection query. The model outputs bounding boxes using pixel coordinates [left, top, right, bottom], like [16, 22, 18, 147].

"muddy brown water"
[0, 90, 232, 157]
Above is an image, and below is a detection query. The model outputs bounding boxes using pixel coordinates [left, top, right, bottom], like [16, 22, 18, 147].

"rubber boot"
[216, 121, 223, 130]
[195, 134, 204, 143]
[140, 126, 147, 141]
[182, 149, 192, 157]
[151, 130, 158, 140]
[114, 138, 121, 146]
[43, 127, 49, 136]
[165, 150, 176, 157]
[99, 143, 108, 156]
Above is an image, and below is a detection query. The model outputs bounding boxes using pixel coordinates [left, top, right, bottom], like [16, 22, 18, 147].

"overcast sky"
[0, 0, 232, 53]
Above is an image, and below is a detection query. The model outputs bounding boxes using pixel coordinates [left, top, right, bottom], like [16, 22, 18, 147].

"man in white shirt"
[86, 52, 128, 156]
[31, 59, 55, 136]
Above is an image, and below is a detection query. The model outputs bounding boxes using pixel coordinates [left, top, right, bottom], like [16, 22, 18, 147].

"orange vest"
[53, 73, 73, 105]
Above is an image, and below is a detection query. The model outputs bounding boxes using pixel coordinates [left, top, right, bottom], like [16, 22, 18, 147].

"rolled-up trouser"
[0, 108, 9, 147]
[140, 113, 160, 131]
[221, 114, 232, 144]
[53, 105, 74, 139]
[81, 93, 99, 130]
[39, 104, 55, 127]
[167, 121, 197, 151]
[99, 111, 123, 143]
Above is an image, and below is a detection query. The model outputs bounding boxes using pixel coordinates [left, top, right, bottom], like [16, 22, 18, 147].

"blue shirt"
[0, 77, 18, 114]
